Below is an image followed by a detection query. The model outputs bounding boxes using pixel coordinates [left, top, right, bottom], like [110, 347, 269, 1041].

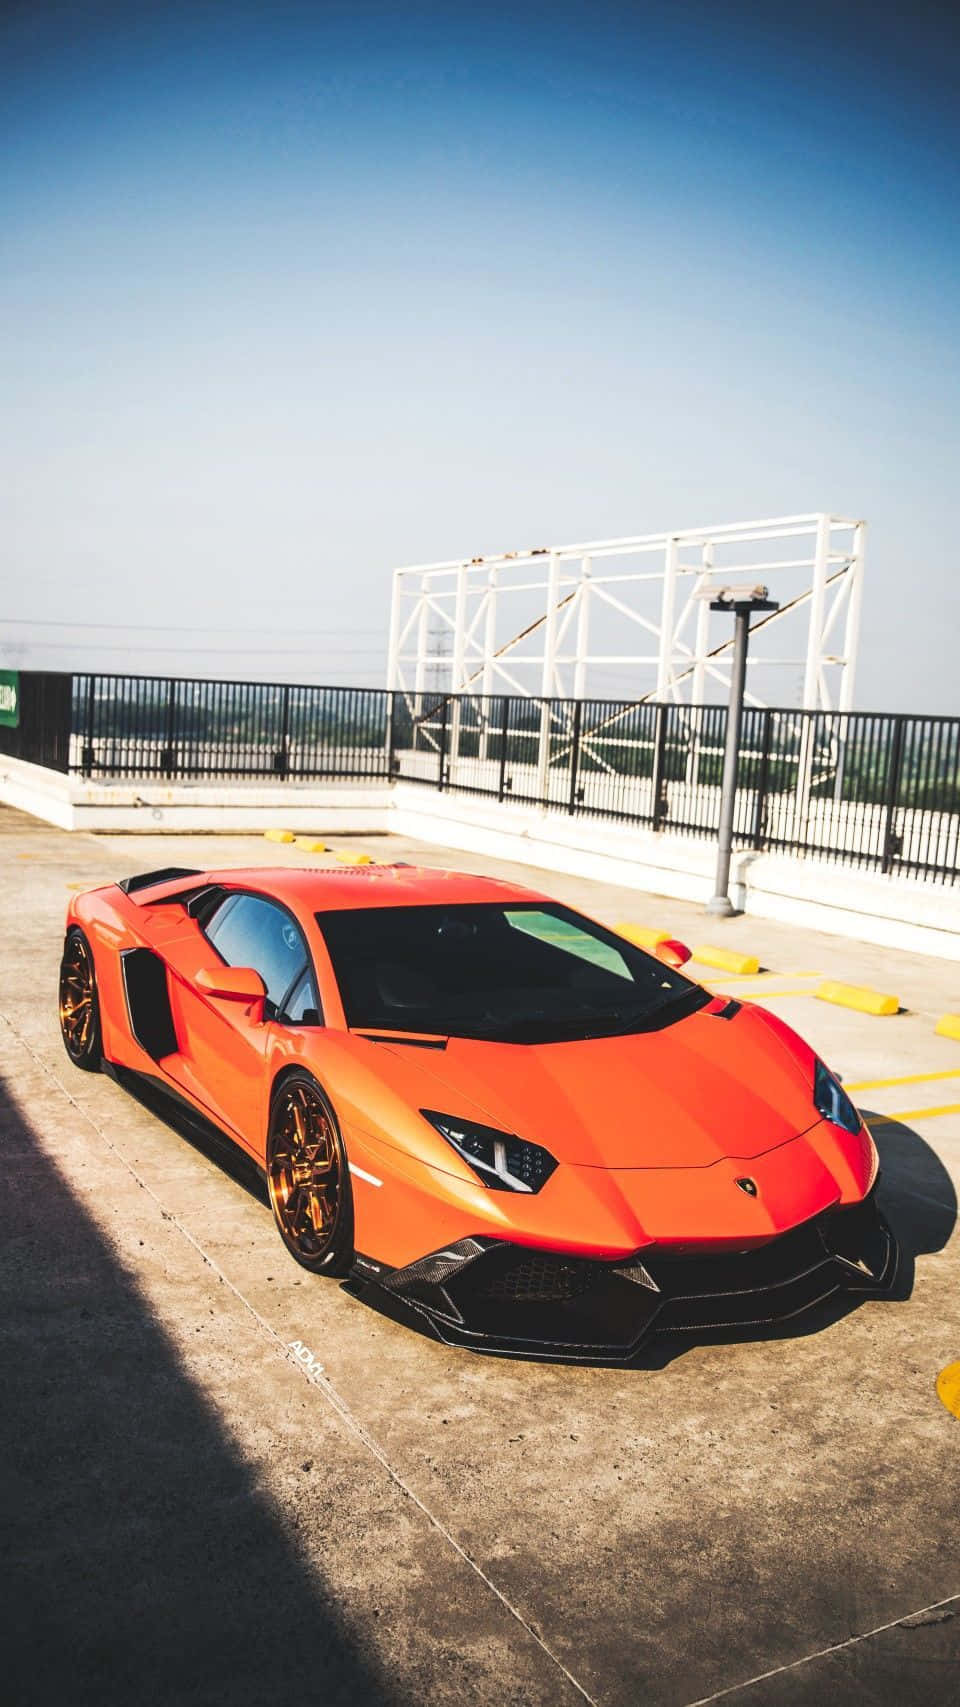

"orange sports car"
[59, 862, 898, 1359]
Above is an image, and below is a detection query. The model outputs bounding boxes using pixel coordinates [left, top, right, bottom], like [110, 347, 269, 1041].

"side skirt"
[103, 1062, 267, 1197]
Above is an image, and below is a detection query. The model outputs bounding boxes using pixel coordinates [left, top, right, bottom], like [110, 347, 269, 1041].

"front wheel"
[58, 927, 102, 1071]
[266, 1072, 354, 1275]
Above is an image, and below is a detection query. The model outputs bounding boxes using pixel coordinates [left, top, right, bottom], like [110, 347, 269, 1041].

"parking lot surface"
[2, 804, 958, 1706]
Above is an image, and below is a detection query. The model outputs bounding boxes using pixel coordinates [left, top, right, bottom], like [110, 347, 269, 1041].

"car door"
[166, 891, 318, 1150]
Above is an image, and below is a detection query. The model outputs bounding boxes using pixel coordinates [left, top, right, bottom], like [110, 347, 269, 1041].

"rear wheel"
[58, 927, 102, 1071]
[266, 1072, 354, 1275]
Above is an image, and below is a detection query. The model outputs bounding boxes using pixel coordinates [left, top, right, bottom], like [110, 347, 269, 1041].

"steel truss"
[387, 514, 865, 714]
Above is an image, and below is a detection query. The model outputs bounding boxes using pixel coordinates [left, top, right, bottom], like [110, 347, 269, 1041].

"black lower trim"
[362, 1195, 899, 1361]
[105, 1063, 266, 1194]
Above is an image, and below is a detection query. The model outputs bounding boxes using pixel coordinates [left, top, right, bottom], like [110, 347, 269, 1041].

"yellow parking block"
[692, 945, 760, 976]
[935, 1014, 960, 1042]
[936, 1361, 960, 1420]
[263, 829, 295, 844]
[335, 850, 375, 866]
[294, 837, 328, 853]
[615, 923, 671, 950]
[816, 979, 899, 1017]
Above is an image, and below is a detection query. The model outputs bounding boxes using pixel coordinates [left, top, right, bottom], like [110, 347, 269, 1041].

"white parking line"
[681, 1591, 960, 1706]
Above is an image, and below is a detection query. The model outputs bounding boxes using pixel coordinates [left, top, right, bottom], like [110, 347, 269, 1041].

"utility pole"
[426, 623, 452, 695]
[699, 584, 779, 918]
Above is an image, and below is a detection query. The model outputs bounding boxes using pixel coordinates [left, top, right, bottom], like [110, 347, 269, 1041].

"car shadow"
[0, 1071, 395, 1707]
[866, 1106, 957, 1260]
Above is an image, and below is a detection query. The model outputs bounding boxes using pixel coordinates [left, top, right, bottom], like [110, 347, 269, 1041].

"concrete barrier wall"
[4, 753, 960, 960]
[389, 785, 960, 960]
[0, 756, 392, 834]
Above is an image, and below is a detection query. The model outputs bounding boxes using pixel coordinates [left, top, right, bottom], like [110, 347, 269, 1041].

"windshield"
[316, 901, 708, 1043]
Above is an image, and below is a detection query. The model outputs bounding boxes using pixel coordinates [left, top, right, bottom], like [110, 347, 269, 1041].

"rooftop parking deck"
[2, 802, 958, 1706]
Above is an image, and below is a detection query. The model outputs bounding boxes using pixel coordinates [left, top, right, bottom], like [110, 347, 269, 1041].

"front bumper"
[357, 1193, 899, 1361]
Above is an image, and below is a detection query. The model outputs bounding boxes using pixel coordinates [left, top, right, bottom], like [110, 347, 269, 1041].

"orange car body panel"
[66, 864, 877, 1271]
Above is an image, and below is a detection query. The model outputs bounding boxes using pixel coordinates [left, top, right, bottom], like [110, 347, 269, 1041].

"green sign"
[0, 670, 20, 728]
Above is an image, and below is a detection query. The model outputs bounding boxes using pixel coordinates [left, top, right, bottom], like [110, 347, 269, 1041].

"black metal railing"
[0, 671, 73, 771]
[391, 691, 960, 885]
[67, 674, 394, 781]
[1, 671, 958, 885]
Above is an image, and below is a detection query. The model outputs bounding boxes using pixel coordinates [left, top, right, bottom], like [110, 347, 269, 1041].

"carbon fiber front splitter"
[353, 1192, 899, 1361]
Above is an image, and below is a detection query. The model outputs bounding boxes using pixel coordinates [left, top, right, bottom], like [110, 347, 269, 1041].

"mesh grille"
[476, 1253, 601, 1303]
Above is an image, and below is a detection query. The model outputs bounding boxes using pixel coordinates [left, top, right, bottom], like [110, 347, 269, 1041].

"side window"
[280, 968, 322, 1026]
[204, 893, 313, 1019]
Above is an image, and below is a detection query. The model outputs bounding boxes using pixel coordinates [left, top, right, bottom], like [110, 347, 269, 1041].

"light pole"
[699, 584, 779, 918]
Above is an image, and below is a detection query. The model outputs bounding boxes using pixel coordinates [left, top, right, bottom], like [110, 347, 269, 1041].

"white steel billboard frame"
[387, 513, 866, 712]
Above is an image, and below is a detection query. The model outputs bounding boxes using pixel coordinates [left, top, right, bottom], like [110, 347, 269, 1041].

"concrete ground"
[2, 803, 958, 1707]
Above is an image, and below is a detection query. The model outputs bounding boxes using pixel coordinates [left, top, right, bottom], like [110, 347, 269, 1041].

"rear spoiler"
[117, 867, 203, 897]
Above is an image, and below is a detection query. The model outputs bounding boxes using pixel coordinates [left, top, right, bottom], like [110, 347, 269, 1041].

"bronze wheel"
[266, 1073, 354, 1274]
[58, 928, 102, 1071]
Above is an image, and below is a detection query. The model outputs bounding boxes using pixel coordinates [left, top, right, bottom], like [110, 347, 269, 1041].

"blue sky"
[1, 0, 958, 708]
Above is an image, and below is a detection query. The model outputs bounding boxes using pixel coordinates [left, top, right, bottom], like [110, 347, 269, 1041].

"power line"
[0, 617, 384, 636]
[0, 641, 385, 656]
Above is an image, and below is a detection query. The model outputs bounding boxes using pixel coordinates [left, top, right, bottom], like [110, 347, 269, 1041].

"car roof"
[191, 863, 550, 912]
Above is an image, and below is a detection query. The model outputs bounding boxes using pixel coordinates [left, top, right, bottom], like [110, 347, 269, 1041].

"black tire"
[266, 1071, 355, 1275]
[58, 926, 102, 1071]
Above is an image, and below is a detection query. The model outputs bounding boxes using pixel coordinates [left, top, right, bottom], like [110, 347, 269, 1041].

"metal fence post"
[274, 684, 291, 778]
[438, 697, 449, 791]
[385, 690, 397, 778]
[708, 604, 752, 914]
[881, 715, 906, 874]
[161, 678, 177, 776]
[535, 698, 552, 803]
[497, 696, 509, 802]
[752, 709, 773, 850]
[567, 699, 583, 814]
[651, 703, 668, 830]
[82, 675, 95, 777]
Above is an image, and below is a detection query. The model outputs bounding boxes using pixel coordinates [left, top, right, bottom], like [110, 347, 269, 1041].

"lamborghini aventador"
[58, 862, 898, 1359]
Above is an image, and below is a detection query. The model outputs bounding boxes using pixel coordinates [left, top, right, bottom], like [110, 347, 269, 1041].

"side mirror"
[655, 938, 692, 969]
[195, 964, 267, 1012]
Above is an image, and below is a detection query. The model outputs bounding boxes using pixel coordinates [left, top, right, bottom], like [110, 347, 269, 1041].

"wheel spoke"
[268, 1083, 342, 1260]
[60, 939, 96, 1061]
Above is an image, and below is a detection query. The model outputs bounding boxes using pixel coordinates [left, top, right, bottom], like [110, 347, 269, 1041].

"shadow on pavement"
[867, 1107, 958, 1307]
[0, 1072, 395, 1707]
[868, 1108, 958, 1258]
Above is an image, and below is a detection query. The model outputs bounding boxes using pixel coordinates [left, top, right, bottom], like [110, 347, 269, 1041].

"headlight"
[422, 1110, 558, 1193]
[814, 1059, 862, 1136]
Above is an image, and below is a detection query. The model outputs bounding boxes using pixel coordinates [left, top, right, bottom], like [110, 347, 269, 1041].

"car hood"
[395, 1003, 818, 1168]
